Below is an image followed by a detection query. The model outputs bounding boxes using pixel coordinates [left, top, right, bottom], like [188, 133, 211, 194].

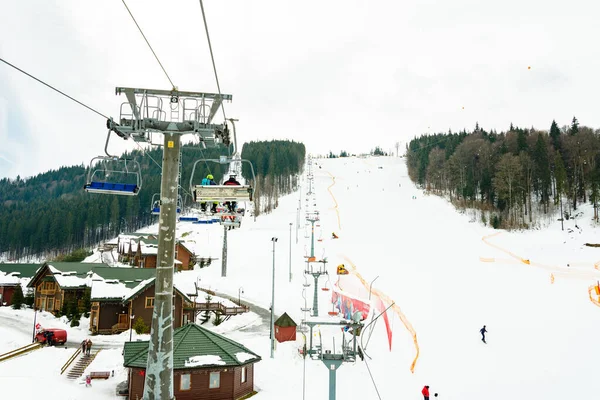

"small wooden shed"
[274, 312, 297, 343]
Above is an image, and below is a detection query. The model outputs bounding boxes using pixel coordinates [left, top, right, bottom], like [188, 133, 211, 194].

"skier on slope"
[422, 385, 430, 400]
[480, 325, 487, 343]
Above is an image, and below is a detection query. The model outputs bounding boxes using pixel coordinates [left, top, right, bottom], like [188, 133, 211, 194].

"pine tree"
[549, 120, 561, 150]
[200, 293, 212, 324]
[534, 134, 551, 213]
[11, 285, 24, 310]
[570, 116, 579, 136]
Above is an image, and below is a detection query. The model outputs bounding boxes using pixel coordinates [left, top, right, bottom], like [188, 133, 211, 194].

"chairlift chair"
[189, 156, 257, 219]
[83, 156, 141, 196]
[151, 193, 182, 215]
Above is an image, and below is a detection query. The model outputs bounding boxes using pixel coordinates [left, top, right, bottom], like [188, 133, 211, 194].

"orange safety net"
[326, 172, 341, 231]
[588, 285, 600, 308]
[343, 256, 420, 373]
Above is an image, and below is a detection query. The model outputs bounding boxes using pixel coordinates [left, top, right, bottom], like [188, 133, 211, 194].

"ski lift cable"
[0, 57, 109, 120]
[198, 0, 227, 122]
[120, 0, 176, 89]
[360, 347, 383, 400]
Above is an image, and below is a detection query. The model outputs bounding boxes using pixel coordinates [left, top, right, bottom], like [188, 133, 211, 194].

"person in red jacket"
[422, 385, 430, 400]
[223, 175, 241, 212]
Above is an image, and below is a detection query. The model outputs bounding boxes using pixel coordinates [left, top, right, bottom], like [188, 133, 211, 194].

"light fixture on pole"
[129, 314, 135, 342]
[238, 287, 244, 306]
[270, 237, 278, 359]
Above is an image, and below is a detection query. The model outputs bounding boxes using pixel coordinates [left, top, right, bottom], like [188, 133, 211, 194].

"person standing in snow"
[422, 385, 430, 400]
[480, 325, 487, 343]
[86, 339, 93, 355]
[85, 375, 92, 387]
[81, 339, 87, 354]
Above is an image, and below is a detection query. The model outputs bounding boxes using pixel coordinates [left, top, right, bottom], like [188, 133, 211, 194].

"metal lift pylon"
[106, 86, 232, 400]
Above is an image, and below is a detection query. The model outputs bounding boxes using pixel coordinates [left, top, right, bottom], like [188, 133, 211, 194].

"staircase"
[66, 349, 101, 380]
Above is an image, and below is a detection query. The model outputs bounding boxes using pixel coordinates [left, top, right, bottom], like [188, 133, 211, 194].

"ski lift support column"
[306, 211, 319, 260]
[305, 258, 327, 317]
[108, 86, 231, 400]
[304, 319, 364, 400]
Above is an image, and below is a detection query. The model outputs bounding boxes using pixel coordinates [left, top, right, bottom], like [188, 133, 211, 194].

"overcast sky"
[1, 0, 599, 179]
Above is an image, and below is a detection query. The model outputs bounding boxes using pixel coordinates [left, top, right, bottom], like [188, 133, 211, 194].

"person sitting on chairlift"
[223, 175, 241, 213]
[200, 174, 217, 213]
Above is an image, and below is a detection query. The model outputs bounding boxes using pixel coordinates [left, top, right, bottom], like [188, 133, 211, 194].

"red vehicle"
[35, 328, 67, 346]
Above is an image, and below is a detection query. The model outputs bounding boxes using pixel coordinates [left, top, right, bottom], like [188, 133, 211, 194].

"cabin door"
[118, 313, 128, 326]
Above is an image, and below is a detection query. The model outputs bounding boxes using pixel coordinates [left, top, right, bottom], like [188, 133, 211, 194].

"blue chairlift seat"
[152, 206, 181, 214]
[84, 181, 139, 195]
[179, 216, 199, 222]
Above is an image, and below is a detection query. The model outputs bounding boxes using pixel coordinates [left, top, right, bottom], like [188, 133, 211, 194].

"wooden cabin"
[274, 312, 297, 343]
[118, 233, 196, 271]
[27, 262, 108, 313]
[124, 323, 261, 400]
[0, 263, 39, 306]
[90, 268, 195, 334]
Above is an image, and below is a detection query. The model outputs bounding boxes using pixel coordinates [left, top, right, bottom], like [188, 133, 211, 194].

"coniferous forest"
[0, 140, 305, 260]
[406, 118, 600, 229]
[241, 140, 306, 215]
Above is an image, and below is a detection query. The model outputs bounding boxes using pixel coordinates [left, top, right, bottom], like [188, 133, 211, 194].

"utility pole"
[271, 237, 278, 358]
[107, 87, 231, 400]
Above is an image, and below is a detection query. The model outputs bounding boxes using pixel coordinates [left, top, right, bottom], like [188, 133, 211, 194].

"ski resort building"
[0, 263, 38, 306]
[123, 323, 261, 400]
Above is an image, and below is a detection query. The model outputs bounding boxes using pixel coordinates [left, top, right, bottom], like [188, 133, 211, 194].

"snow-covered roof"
[185, 355, 225, 367]
[139, 241, 158, 255]
[0, 272, 20, 286]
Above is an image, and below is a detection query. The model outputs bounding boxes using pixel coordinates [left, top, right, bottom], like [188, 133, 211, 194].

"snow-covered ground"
[1, 155, 599, 400]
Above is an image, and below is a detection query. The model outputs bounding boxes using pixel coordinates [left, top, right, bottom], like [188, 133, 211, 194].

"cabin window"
[145, 297, 154, 308]
[44, 282, 55, 291]
[55, 300, 61, 310]
[47, 298, 54, 311]
[241, 366, 247, 383]
[180, 374, 191, 391]
[209, 372, 220, 389]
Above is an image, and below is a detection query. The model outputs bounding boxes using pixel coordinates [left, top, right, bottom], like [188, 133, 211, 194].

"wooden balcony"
[39, 289, 57, 295]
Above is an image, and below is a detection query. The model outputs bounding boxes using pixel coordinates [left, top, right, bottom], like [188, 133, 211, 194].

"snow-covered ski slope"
[187, 154, 600, 399]
[2, 155, 600, 400]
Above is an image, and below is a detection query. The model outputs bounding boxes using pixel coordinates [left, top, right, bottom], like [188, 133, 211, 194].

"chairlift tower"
[305, 258, 327, 317]
[303, 319, 365, 400]
[107, 87, 232, 400]
[306, 211, 319, 260]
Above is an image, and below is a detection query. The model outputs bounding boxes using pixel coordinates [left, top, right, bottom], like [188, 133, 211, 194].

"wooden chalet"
[117, 233, 196, 271]
[123, 323, 261, 400]
[0, 263, 39, 306]
[27, 262, 108, 313]
[90, 268, 195, 335]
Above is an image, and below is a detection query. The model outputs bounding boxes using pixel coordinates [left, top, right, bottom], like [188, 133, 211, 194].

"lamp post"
[289, 223, 292, 282]
[129, 314, 135, 342]
[238, 287, 244, 306]
[271, 237, 278, 358]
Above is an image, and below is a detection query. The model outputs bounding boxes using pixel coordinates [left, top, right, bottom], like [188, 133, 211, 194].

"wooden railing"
[111, 322, 129, 333]
[60, 348, 82, 375]
[187, 302, 249, 316]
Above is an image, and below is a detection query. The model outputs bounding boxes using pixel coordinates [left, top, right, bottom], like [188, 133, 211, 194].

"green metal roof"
[0, 263, 40, 278]
[123, 323, 261, 369]
[275, 312, 297, 327]
[92, 267, 156, 289]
